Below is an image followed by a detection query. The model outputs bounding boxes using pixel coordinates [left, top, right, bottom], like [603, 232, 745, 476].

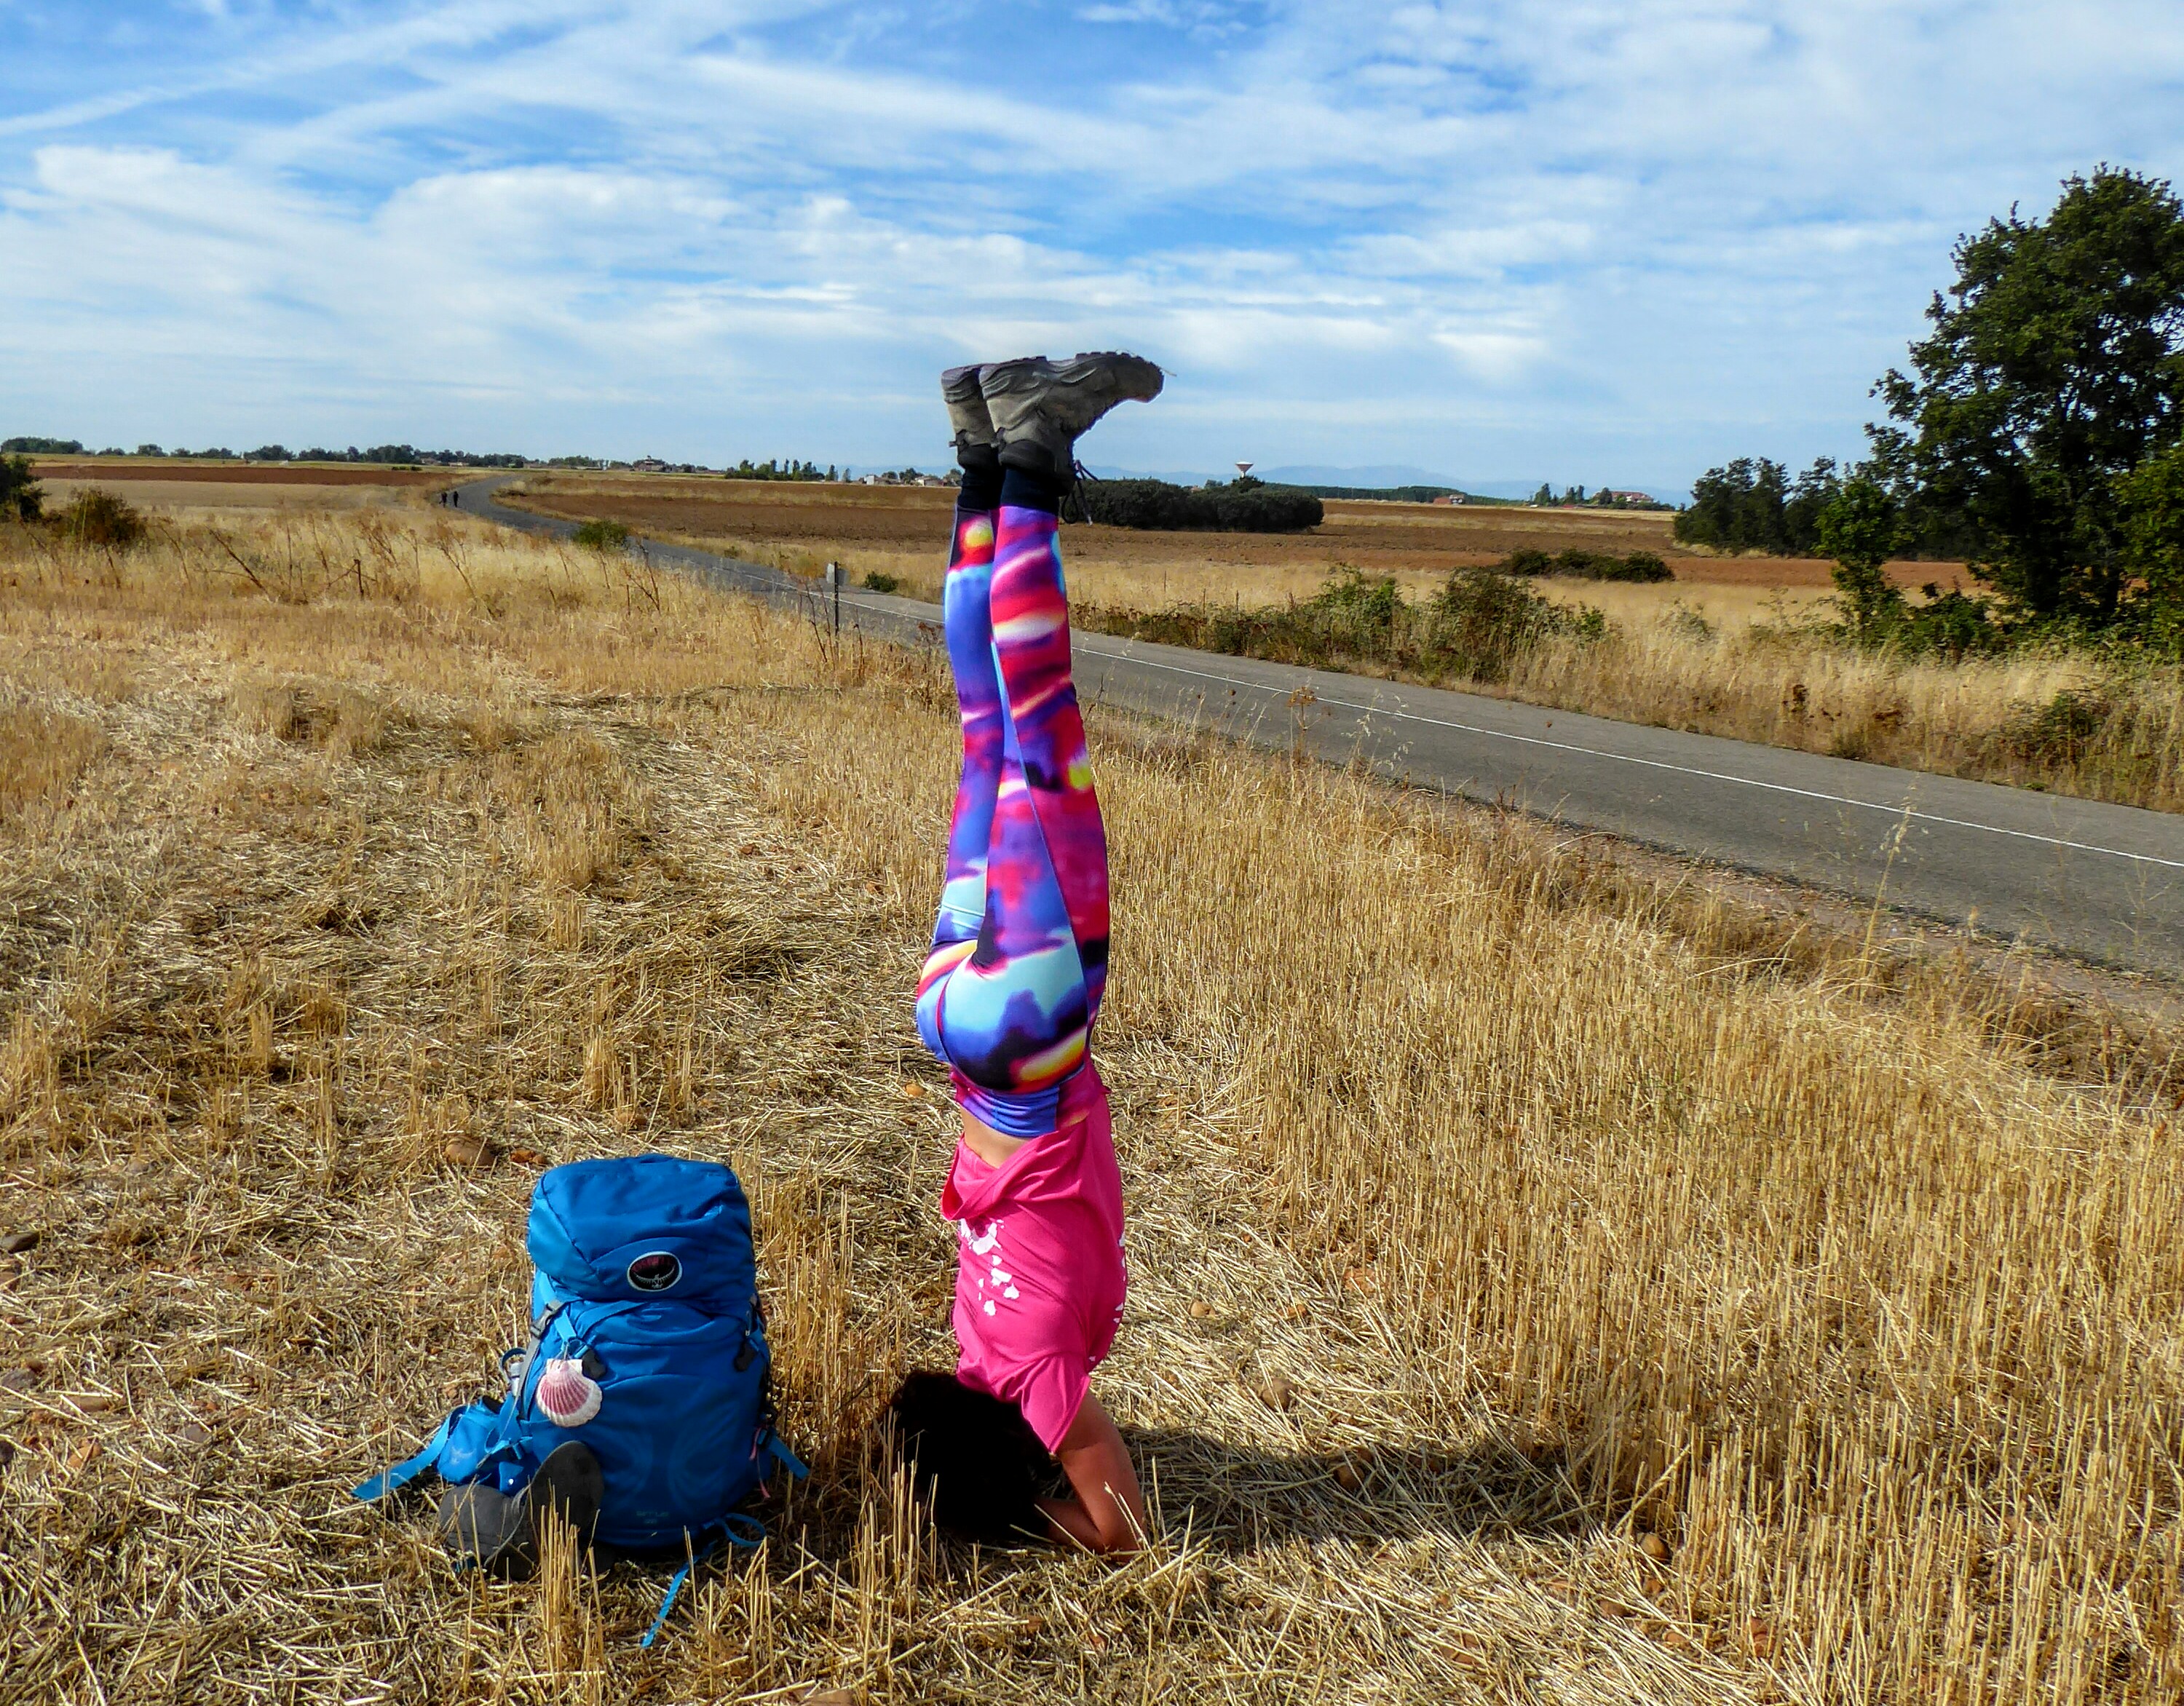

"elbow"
[1085, 1516, 1142, 1557]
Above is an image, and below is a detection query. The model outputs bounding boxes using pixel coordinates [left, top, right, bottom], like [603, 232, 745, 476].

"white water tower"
[1235, 461, 1254, 478]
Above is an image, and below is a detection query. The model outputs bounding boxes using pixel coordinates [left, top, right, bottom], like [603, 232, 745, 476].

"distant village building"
[1606, 490, 1655, 505]
[1431, 493, 1469, 505]
[632, 456, 669, 472]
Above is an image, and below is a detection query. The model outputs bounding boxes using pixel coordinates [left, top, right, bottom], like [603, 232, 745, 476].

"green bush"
[1420, 568, 1601, 678]
[1078, 477, 1323, 533]
[1998, 687, 2114, 766]
[572, 518, 630, 551]
[861, 571, 901, 593]
[1081, 568, 1601, 686]
[0, 453, 42, 523]
[1501, 547, 1671, 582]
[55, 486, 145, 548]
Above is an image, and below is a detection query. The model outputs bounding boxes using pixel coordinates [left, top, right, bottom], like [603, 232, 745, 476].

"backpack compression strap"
[352, 1401, 518, 1502]
[640, 1515, 769, 1649]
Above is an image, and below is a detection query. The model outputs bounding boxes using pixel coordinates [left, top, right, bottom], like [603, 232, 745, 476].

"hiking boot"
[979, 352, 1164, 483]
[438, 1440, 604, 1579]
[943, 365, 998, 457]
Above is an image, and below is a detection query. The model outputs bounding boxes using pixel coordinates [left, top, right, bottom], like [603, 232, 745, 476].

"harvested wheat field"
[1, 508, 2180, 1704]
[26, 460, 448, 488]
[25, 460, 454, 518]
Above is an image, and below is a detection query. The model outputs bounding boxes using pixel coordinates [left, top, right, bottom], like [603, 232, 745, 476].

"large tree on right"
[1876, 168, 2184, 624]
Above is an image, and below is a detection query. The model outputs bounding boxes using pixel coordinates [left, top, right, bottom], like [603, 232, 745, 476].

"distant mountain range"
[1256, 463, 1467, 491]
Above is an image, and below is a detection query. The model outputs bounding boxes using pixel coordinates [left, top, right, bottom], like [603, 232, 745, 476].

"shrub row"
[1077, 478, 1324, 534]
[1500, 547, 1673, 582]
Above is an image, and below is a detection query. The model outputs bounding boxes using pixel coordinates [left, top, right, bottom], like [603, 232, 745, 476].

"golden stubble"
[0, 507, 2175, 1704]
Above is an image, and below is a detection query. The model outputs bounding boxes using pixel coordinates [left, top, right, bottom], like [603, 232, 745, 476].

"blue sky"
[3, 1, 2182, 493]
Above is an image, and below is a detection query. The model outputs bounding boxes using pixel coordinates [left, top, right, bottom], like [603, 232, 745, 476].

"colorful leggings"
[914, 501, 1109, 1139]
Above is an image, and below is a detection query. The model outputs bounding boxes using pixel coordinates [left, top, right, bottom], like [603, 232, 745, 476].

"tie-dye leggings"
[914, 501, 1110, 1140]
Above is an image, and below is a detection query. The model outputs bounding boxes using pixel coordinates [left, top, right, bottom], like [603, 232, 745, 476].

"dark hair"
[886, 1372, 1063, 1544]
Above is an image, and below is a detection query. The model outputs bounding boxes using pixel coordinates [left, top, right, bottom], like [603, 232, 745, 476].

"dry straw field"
[502, 475, 2184, 812]
[1, 502, 2180, 1704]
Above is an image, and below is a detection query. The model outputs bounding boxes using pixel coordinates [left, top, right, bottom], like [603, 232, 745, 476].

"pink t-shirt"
[941, 1066, 1127, 1453]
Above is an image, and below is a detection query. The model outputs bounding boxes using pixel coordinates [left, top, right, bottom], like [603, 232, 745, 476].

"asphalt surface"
[453, 475, 2184, 979]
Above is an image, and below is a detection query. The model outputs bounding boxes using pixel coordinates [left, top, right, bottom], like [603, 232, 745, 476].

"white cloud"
[0, 1, 2179, 483]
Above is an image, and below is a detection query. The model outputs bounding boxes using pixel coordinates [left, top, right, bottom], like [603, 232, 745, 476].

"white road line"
[1085, 645, 2184, 873]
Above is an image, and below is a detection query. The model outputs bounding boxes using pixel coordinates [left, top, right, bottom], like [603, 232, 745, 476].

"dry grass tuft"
[0, 705, 106, 815]
[0, 509, 2177, 1703]
[1491, 611, 2184, 809]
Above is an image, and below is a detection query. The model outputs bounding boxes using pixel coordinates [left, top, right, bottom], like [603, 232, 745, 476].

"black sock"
[1000, 464, 1063, 515]
[956, 446, 1003, 512]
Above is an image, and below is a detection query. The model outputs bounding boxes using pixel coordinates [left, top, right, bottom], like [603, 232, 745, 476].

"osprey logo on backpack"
[353, 1155, 807, 1645]
[625, 1251, 681, 1292]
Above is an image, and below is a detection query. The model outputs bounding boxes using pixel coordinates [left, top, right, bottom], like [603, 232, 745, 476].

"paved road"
[455, 475, 2184, 978]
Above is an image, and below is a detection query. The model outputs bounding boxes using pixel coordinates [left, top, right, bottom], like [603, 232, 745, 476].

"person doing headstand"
[891, 352, 1162, 1554]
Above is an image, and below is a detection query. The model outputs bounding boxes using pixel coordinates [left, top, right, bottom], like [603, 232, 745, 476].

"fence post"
[825, 561, 841, 638]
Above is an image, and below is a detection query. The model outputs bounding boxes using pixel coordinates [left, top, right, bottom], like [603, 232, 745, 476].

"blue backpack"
[355, 1155, 805, 1641]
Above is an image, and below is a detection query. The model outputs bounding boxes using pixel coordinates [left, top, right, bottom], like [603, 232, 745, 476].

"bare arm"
[1037, 1390, 1146, 1554]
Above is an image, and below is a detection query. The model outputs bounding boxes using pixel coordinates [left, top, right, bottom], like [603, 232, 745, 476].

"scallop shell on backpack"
[536, 1356, 603, 1427]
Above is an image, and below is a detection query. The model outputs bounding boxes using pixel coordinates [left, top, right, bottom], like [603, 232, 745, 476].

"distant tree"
[1676, 457, 1787, 550]
[1820, 472, 2001, 657]
[1818, 475, 1904, 639]
[0, 454, 43, 522]
[1874, 167, 2184, 624]
[135, 444, 165, 458]
[1675, 456, 1841, 553]
[249, 445, 292, 461]
[1, 436, 84, 454]
[1530, 482, 1554, 506]
[2119, 441, 2184, 641]
[1781, 457, 1841, 551]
